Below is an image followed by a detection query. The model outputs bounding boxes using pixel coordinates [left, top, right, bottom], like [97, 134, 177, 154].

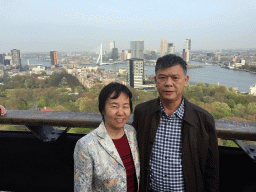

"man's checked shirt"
[149, 99, 185, 192]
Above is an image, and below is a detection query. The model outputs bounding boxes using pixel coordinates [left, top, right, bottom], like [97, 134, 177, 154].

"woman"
[74, 82, 140, 192]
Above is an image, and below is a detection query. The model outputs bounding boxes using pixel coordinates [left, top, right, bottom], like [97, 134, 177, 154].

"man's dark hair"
[98, 82, 133, 121]
[155, 54, 187, 75]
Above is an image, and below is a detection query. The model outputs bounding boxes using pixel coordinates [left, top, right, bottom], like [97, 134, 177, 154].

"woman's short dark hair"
[98, 82, 133, 120]
[155, 54, 187, 75]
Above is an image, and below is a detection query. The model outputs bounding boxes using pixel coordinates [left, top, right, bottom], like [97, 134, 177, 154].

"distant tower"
[110, 41, 115, 52]
[127, 58, 144, 88]
[130, 41, 144, 59]
[0, 53, 5, 65]
[166, 43, 175, 55]
[11, 49, 21, 68]
[111, 48, 119, 61]
[183, 39, 191, 64]
[50, 51, 58, 66]
[97, 44, 103, 64]
[121, 50, 130, 60]
[160, 38, 167, 57]
[121, 50, 125, 61]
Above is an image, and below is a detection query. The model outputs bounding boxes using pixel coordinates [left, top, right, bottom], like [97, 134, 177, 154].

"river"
[21, 59, 256, 93]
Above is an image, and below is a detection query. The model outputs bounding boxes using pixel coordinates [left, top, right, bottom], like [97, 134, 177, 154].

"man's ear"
[154, 76, 158, 88]
[185, 75, 189, 86]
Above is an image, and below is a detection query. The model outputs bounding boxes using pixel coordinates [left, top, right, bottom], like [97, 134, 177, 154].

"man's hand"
[0, 105, 7, 116]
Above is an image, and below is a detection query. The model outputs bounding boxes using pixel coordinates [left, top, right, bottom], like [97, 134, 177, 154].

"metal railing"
[1, 109, 256, 140]
[0, 110, 256, 191]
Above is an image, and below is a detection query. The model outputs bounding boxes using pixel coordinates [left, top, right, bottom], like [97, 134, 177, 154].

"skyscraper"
[160, 38, 167, 57]
[110, 41, 115, 52]
[130, 41, 144, 59]
[11, 49, 21, 68]
[166, 43, 175, 55]
[4, 55, 12, 66]
[121, 50, 125, 60]
[127, 58, 144, 88]
[50, 51, 58, 66]
[111, 48, 119, 61]
[183, 39, 191, 64]
[0, 54, 5, 65]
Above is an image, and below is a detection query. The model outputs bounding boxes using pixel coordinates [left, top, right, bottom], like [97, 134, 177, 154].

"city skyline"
[0, 0, 255, 53]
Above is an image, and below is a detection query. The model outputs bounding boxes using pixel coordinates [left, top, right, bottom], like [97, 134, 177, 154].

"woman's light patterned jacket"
[74, 122, 140, 192]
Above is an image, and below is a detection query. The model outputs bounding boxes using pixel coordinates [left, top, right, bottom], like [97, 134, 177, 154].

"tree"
[225, 91, 238, 103]
[41, 71, 47, 76]
[58, 92, 73, 103]
[38, 97, 49, 108]
[90, 84, 104, 94]
[25, 78, 35, 89]
[236, 94, 247, 105]
[188, 98, 197, 104]
[81, 92, 97, 99]
[45, 87, 61, 100]
[61, 68, 68, 74]
[225, 99, 236, 108]
[23, 64, 29, 71]
[213, 92, 225, 102]
[199, 102, 216, 114]
[75, 97, 98, 112]
[54, 105, 67, 111]
[212, 102, 231, 119]
[246, 102, 256, 115]
[128, 86, 139, 102]
[232, 104, 246, 117]
[75, 86, 83, 94]
[217, 85, 229, 94]
[205, 83, 218, 96]
[183, 85, 204, 102]
[5, 97, 27, 110]
[59, 77, 68, 88]
[203, 96, 214, 103]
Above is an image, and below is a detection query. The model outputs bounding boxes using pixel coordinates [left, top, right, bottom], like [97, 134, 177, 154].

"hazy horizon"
[1, 0, 255, 53]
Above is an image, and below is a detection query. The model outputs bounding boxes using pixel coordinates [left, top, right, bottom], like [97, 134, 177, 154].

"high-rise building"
[111, 48, 119, 61]
[0, 54, 5, 65]
[110, 41, 115, 52]
[127, 58, 144, 88]
[130, 41, 144, 59]
[160, 38, 167, 57]
[11, 49, 21, 68]
[121, 50, 131, 61]
[126, 50, 131, 60]
[4, 55, 12, 66]
[121, 50, 126, 61]
[166, 43, 175, 55]
[50, 51, 58, 66]
[183, 39, 191, 64]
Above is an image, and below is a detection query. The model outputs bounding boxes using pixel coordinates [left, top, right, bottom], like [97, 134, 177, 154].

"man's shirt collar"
[159, 99, 185, 119]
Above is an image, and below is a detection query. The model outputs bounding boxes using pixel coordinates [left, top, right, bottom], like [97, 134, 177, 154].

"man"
[132, 54, 219, 192]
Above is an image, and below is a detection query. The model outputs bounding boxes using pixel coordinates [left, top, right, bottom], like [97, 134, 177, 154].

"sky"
[0, 0, 255, 53]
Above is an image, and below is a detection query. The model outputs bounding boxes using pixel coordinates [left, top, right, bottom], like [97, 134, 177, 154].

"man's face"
[154, 64, 189, 103]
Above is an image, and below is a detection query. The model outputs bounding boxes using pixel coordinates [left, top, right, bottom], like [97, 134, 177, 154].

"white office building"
[127, 58, 144, 88]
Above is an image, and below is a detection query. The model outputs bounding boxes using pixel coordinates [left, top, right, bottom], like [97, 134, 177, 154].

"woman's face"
[103, 92, 131, 131]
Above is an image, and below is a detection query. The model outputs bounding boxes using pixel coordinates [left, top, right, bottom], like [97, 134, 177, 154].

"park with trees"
[1, 73, 255, 122]
[0, 72, 256, 147]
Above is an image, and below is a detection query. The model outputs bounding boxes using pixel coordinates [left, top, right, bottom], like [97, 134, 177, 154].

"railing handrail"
[0, 110, 256, 140]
